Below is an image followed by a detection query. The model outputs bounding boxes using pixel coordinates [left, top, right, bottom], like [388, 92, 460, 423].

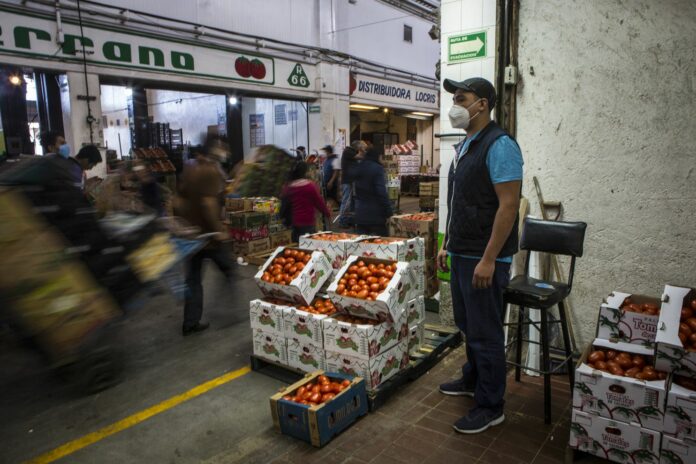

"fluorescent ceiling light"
[228, 97, 238, 105]
[349, 104, 379, 111]
[411, 112, 433, 117]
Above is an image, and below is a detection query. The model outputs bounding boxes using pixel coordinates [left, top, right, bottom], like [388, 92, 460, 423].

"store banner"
[0, 6, 315, 91]
[349, 73, 438, 112]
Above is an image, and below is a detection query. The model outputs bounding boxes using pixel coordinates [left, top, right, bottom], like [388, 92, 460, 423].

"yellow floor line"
[26, 365, 252, 464]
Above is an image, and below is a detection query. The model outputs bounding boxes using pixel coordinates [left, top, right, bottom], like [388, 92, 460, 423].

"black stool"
[503, 217, 587, 424]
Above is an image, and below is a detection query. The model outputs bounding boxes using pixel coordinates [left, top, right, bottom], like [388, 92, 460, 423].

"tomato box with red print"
[255, 247, 332, 306]
[573, 338, 667, 432]
[283, 298, 338, 347]
[663, 371, 696, 440]
[252, 328, 287, 364]
[249, 298, 289, 338]
[286, 338, 326, 373]
[322, 310, 407, 360]
[328, 256, 418, 323]
[655, 285, 696, 373]
[325, 340, 409, 391]
[596, 291, 661, 348]
[660, 434, 696, 464]
[299, 232, 365, 278]
[345, 236, 425, 264]
[569, 409, 661, 463]
[406, 296, 425, 326]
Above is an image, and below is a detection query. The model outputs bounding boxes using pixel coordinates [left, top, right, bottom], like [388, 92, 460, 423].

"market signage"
[0, 6, 294, 86]
[349, 73, 438, 111]
[448, 31, 487, 62]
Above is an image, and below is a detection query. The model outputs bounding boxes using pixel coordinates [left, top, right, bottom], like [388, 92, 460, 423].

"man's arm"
[472, 180, 521, 288]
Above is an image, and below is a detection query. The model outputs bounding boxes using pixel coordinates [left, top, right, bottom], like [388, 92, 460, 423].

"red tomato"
[309, 392, 321, 403]
[321, 393, 335, 402]
[297, 386, 307, 397]
[341, 379, 350, 388]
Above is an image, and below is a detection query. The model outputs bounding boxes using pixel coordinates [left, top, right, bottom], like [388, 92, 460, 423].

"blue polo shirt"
[448, 130, 524, 264]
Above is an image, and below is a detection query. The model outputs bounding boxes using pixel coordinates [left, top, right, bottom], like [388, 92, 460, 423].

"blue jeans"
[450, 255, 511, 412]
[338, 183, 354, 226]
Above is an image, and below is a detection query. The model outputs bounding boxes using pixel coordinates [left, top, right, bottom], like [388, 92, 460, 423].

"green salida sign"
[0, 5, 275, 84]
[448, 31, 487, 62]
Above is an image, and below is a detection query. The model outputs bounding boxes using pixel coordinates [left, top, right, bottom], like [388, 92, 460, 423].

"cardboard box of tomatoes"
[298, 232, 365, 277]
[269, 371, 367, 447]
[573, 338, 668, 432]
[655, 285, 696, 373]
[327, 256, 419, 323]
[388, 213, 437, 257]
[660, 434, 696, 464]
[252, 328, 288, 364]
[250, 298, 288, 337]
[325, 339, 409, 390]
[596, 291, 661, 348]
[345, 236, 425, 264]
[569, 409, 661, 463]
[406, 296, 426, 326]
[286, 338, 326, 373]
[255, 247, 332, 306]
[663, 371, 696, 440]
[322, 311, 408, 360]
[283, 297, 338, 347]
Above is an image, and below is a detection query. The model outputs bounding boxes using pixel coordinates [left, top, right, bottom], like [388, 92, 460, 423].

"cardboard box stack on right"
[569, 286, 696, 464]
[388, 213, 439, 298]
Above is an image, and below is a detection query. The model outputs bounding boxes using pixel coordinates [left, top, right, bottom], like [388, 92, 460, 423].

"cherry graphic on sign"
[250, 59, 266, 80]
[235, 57, 251, 78]
[349, 74, 357, 95]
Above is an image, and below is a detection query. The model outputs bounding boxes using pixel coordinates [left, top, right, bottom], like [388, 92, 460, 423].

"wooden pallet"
[250, 324, 462, 412]
[367, 324, 462, 411]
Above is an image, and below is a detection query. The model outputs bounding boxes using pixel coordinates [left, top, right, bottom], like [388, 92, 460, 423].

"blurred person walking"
[338, 140, 365, 228]
[281, 161, 331, 243]
[353, 148, 392, 236]
[321, 145, 340, 209]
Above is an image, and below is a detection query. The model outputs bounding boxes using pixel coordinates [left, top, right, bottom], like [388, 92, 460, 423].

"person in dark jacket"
[353, 148, 392, 236]
[338, 140, 366, 228]
[437, 77, 523, 435]
[321, 145, 340, 208]
[282, 161, 331, 242]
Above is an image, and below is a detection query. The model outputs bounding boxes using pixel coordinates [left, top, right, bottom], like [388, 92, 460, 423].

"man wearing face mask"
[437, 77, 523, 434]
[41, 131, 68, 158]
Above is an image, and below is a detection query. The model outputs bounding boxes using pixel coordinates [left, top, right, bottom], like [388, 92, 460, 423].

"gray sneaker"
[453, 406, 505, 434]
[439, 377, 475, 397]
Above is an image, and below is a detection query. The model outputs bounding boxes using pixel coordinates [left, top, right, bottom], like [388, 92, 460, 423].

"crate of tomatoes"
[298, 232, 365, 276]
[573, 338, 668, 432]
[345, 236, 425, 264]
[322, 311, 408, 359]
[283, 297, 339, 347]
[255, 247, 332, 305]
[655, 285, 696, 373]
[328, 256, 418, 323]
[596, 291, 661, 348]
[664, 371, 696, 440]
[270, 371, 367, 447]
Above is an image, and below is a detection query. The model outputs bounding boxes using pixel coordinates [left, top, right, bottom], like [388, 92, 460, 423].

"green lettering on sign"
[14, 26, 50, 49]
[139, 46, 165, 67]
[61, 34, 94, 56]
[103, 41, 132, 62]
[448, 31, 487, 62]
[171, 51, 194, 70]
[287, 63, 310, 88]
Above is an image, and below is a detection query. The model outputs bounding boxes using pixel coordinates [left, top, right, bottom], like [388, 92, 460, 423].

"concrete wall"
[240, 97, 309, 161]
[517, 0, 696, 344]
[146, 90, 226, 147]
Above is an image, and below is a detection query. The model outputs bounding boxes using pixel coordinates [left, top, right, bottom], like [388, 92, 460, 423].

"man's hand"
[437, 248, 449, 272]
[472, 258, 495, 289]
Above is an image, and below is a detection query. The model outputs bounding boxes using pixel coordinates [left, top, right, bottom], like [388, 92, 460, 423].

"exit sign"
[448, 31, 487, 62]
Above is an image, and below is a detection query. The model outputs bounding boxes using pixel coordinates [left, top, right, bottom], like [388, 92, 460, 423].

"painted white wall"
[240, 97, 309, 161]
[146, 89, 226, 147]
[100, 85, 131, 157]
[517, 0, 696, 344]
[438, 0, 497, 233]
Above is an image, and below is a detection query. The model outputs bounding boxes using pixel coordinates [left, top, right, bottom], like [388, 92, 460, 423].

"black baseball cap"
[443, 77, 496, 109]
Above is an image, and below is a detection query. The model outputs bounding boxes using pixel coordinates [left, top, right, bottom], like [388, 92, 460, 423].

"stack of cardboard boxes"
[418, 181, 438, 212]
[225, 196, 292, 257]
[569, 286, 696, 464]
[388, 213, 439, 298]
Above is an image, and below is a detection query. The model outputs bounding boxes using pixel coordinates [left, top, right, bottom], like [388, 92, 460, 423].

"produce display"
[673, 374, 696, 391]
[332, 314, 380, 326]
[677, 299, 696, 350]
[334, 260, 398, 300]
[620, 297, 661, 315]
[281, 374, 351, 406]
[233, 145, 297, 198]
[400, 213, 436, 221]
[260, 248, 311, 285]
[296, 298, 337, 316]
[309, 233, 359, 241]
[585, 348, 667, 380]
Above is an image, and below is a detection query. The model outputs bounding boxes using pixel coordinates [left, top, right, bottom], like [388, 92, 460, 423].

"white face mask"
[448, 98, 481, 130]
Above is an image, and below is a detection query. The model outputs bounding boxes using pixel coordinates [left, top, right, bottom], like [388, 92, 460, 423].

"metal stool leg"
[558, 300, 575, 393]
[515, 305, 524, 382]
[540, 308, 552, 424]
